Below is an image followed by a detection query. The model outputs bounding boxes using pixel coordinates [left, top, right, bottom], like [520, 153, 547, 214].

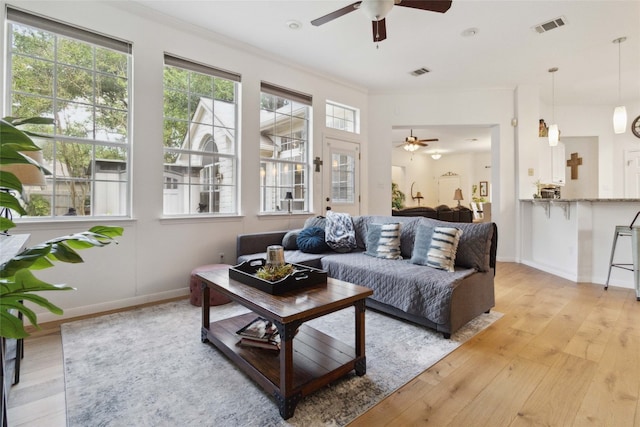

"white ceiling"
[131, 0, 640, 155]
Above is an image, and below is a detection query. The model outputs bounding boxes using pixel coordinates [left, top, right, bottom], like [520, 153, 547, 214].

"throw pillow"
[416, 218, 494, 272]
[296, 227, 330, 254]
[411, 225, 462, 272]
[325, 211, 357, 253]
[365, 223, 402, 260]
[281, 229, 302, 250]
[304, 215, 326, 230]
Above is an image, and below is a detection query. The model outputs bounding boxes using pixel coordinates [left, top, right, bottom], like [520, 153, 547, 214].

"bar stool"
[605, 211, 640, 300]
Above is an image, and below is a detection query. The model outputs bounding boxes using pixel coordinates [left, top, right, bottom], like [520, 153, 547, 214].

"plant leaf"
[0, 170, 24, 193]
[0, 217, 16, 232]
[47, 242, 84, 263]
[0, 310, 29, 339]
[0, 191, 27, 216]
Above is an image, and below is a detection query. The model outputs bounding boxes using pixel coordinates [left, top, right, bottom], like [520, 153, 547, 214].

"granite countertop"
[521, 198, 640, 202]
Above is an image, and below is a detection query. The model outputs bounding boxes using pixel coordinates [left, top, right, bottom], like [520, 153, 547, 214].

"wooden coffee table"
[198, 267, 373, 419]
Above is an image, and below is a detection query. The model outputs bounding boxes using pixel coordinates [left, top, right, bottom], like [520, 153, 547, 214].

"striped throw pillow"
[426, 226, 463, 271]
[365, 223, 402, 260]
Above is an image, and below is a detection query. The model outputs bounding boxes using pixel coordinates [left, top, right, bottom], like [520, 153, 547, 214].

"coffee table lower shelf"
[201, 312, 364, 418]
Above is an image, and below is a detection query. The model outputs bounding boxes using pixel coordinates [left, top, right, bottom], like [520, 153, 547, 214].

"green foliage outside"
[392, 182, 405, 210]
[0, 117, 123, 339]
[9, 22, 129, 216]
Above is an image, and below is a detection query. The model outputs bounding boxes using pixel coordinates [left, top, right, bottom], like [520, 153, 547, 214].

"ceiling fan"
[398, 130, 439, 152]
[311, 0, 453, 43]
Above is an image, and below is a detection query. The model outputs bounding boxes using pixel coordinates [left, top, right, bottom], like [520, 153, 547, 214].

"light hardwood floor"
[7, 263, 640, 426]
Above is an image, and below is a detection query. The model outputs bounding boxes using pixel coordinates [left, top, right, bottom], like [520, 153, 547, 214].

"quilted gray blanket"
[321, 252, 475, 325]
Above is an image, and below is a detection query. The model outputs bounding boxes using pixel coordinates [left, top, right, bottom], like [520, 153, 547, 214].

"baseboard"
[520, 260, 578, 282]
[35, 288, 191, 324]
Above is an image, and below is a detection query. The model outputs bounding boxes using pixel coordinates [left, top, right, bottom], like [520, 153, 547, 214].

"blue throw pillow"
[296, 227, 330, 254]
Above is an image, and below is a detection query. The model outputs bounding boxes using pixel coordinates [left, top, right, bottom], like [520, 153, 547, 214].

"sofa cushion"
[282, 229, 302, 250]
[417, 218, 494, 272]
[297, 227, 330, 254]
[411, 226, 463, 272]
[325, 211, 356, 253]
[321, 252, 475, 325]
[365, 223, 402, 260]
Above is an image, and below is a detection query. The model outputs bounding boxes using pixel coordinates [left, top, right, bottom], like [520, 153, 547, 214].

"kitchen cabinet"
[538, 139, 566, 186]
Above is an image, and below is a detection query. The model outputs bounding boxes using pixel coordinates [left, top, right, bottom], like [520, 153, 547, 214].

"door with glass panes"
[323, 137, 360, 216]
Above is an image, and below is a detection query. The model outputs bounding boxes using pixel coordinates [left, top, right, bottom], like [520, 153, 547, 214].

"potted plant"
[0, 117, 123, 339]
[391, 182, 405, 210]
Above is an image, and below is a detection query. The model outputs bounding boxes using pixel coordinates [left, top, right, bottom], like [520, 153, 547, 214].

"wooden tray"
[229, 259, 327, 295]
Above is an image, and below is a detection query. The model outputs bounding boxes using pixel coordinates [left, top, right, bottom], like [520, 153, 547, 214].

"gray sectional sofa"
[236, 215, 497, 338]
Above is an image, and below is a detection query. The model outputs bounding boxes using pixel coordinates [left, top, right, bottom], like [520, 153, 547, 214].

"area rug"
[62, 300, 501, 426]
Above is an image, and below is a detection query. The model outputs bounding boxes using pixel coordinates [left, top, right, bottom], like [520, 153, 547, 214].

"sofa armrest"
[490, 222, 498, 275]
[236, 231, 288, 259]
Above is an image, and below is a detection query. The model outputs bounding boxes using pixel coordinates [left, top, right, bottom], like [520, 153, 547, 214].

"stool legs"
[605, 230, 621, 290]
[605, 226, 640, 301]
[633, 227, 640, 301]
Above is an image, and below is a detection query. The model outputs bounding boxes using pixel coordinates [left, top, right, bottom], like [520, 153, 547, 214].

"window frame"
[326, 100, 359, 134]
[259, 82, 312, 214]
[5, 6, 133, 220]
[162, 53, 241, 217]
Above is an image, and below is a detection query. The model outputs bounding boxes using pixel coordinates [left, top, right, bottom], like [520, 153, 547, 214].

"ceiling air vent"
[533, 16, 567, 34]
[410, 67, 430, 77]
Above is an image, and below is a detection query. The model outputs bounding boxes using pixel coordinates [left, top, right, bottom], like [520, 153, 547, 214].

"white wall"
[0, 1, 368, 321]
[560, 136, 599, 199]
[369, 89, 516, 262]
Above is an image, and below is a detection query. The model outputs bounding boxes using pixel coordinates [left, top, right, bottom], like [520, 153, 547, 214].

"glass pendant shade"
[548, 124, 559, 146]
[431, 153, 442, 160]
[613, 105, 627, 134]
[403, 143, 420, 152]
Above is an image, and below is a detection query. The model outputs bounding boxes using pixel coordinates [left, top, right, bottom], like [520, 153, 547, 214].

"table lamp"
[285, 191, 293, 213]
[453, 188, 464, 207]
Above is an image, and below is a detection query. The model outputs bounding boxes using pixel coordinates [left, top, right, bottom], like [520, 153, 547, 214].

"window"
[259, 82, 312, 213]
[5, 7, 132, 218]
[163, 55, 240, 215]
[326, 101, 358, 133]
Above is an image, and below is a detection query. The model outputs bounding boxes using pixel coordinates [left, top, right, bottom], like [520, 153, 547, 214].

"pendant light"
[613, 37, 627, 134]
[548, 67, 559, 147]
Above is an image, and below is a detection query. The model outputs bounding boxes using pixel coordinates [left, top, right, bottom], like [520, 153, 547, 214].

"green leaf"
[0, 217, 16, 232]
[0, 191, 27, 216]
[4, 116, 55, 127]
[0, 170, 24, 193]
[47, 242, 84, 263]
[89, 225, 124, 238]
[0, 269, 74, 339]
[0, 245, 54, 277]
[1, 269, 74, 295]
[0, 310, 29, 339]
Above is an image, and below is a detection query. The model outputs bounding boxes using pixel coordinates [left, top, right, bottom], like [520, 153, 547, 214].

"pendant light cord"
[613, 37, 627, 104]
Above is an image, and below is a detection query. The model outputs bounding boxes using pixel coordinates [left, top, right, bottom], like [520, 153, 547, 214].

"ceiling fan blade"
[372, 18, 387, 42]
[397, 0, 452, 13]
[311, 1, 361, 26]
[418, 138, 439, 143]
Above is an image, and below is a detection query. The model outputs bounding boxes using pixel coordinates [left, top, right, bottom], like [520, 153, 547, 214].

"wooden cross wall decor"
[566, 152, 583, 180]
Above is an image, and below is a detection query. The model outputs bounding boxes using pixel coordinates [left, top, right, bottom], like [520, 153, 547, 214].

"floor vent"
[533, 16, 567, 34]
[410, 67, 430, 76]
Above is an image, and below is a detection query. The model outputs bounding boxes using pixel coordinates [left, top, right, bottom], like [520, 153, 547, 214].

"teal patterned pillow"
[365, 223, 402, 260]
[411, 225, 462, 272]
